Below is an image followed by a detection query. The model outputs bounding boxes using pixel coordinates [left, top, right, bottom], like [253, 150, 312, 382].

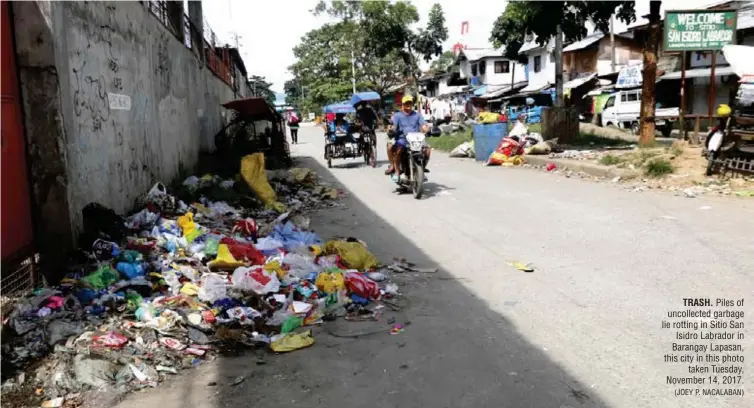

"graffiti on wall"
[72, 60, 110, 133]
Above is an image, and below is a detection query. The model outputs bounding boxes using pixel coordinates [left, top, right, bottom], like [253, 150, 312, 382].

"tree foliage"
[429, 50, 457, 74]
[490, 1, 636, 63]
[248, 75, 275, 105]
[299, 1, 448, 103]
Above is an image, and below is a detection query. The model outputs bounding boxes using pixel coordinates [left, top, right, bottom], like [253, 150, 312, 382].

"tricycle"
[322, 102, 375, 168]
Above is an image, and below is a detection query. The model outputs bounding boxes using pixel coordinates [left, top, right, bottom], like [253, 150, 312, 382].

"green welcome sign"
[664, 10, 737, 51]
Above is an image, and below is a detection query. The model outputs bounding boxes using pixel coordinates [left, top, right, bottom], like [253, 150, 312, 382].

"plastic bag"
[344, 272, 380, 299]
[270, 330, 315, 353]
[80, 265, 120, 290]
[240, 153, 287, 213]
[323, 240, 378, 270]
[220, 238, 265, 265]
[198, 273, 228, 303]
[232, 266, 281, 294]
[177, 212, 197, 237]
[115, 262, 145, 280]
[232, 218, 258, 238]
[282, 253, 320, 279]
[315, 271, 345, 294]
[208, 244, 246, 269]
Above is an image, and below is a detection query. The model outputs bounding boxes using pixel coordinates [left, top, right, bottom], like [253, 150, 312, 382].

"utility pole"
[610, 14, 616, 73]
[351, 49, 357, 94]
[554, 24, 564, 107]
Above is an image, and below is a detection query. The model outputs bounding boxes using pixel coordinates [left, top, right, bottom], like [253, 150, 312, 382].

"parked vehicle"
[600, 89, 678, 137]
[395, 132, 428, 199]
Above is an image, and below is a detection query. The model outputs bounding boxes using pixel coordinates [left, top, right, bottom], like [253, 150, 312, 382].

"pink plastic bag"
[344, 272, 380, 299]
[92, 332, 129, 348]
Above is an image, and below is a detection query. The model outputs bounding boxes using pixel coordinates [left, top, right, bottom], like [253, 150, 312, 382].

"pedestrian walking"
[288, 111, 301, 144]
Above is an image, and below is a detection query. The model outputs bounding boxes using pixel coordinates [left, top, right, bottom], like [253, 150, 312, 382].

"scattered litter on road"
[507, 261, 535, 273]
[1, 155, 406, 407]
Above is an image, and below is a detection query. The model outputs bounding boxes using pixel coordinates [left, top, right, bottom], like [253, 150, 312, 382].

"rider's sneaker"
[391, 174, 400, 183]
[423, 167, 430, 173]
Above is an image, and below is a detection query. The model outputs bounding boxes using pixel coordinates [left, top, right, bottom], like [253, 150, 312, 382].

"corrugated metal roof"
[564, 73, 598, 90]
[563, 33, 605, 52]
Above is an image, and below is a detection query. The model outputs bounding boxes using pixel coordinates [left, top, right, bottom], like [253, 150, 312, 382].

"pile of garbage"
[0, 154, 398, 407]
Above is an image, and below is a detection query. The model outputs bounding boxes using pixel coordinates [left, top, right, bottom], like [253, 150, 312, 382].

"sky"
[202, 0, 719, 93]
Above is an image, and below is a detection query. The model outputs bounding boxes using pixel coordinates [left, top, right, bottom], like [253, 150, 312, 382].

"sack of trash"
[450, 141, 474, 158]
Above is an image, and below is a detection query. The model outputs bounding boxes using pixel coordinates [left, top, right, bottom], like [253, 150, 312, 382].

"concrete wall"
[13, 1, 236, 253]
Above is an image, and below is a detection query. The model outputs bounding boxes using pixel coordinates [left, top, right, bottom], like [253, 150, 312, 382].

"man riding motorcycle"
[386, 95, 431, 182]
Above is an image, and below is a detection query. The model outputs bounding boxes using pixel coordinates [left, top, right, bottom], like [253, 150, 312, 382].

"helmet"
[717, 104, 732, 117]
[401, 95, 414, 105]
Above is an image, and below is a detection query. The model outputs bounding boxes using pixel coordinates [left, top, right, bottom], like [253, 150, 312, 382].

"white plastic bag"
[198, 273, 227, 303]
[232, 266, 281, 294]
[282, 253, 321, 279]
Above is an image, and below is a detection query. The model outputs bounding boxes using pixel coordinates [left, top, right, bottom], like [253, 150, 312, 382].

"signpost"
[664, 10, 737, 139]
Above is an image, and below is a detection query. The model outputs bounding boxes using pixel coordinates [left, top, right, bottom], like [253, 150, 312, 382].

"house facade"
[518, 38, 556, 92]
[562, 32, 642, 79]
[457, 48, 527, 86]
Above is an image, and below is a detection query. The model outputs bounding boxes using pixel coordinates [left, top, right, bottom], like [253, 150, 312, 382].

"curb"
[524, 155, 639, 179]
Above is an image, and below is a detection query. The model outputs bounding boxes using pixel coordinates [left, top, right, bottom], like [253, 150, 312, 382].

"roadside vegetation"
[427, 129, 472, 151]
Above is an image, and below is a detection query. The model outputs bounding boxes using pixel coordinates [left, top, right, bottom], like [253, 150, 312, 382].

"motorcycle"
[395, 132, 428, 199]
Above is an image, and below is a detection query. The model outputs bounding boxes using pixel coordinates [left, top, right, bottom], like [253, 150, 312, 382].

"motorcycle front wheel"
[411, 158, 424, 199]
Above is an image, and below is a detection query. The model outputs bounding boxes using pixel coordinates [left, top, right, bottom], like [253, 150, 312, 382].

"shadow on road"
[213, 155, 611, 408]
[114, 153, 611, 408]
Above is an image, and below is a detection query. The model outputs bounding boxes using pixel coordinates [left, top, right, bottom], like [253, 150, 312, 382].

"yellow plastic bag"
[323, 240, 378, 270]
[240, 153, 287, 213]
[315, 271, 345, 294]
[270, 330, 315, 353]
[476, 111, 501, 124]
[208, 244, 245, 269]
[265, 260, 286, 280]
[177, 212, 197, 237]
[180, 282, 200, 296]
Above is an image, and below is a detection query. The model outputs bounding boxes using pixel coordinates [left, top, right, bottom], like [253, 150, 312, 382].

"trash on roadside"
[1, 161, 407, 405]
[270, 330, 316, 353]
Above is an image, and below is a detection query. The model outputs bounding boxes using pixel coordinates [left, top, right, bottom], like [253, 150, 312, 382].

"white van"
[600, 89, 679, 137]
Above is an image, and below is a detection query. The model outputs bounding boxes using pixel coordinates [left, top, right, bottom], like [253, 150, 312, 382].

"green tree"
[312, 1, 447, 97]
[248, 75, 276, 105]
[429, 50, 457, 74]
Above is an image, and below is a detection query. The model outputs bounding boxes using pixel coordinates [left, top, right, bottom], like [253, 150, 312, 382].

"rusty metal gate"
[1, 1, 37, 313]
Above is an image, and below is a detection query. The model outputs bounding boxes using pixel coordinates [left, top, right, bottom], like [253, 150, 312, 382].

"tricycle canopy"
[323, 102, 356, 114]
[350, 91, 381, 106]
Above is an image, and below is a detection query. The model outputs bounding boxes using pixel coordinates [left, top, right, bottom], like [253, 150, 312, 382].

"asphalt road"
[117, 124, 754, 408]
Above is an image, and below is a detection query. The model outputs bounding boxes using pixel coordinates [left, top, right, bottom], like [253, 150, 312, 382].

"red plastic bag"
[232, 218, 258, 238]
[220, 238, 265, 265]
[344, 272, 380, 299]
